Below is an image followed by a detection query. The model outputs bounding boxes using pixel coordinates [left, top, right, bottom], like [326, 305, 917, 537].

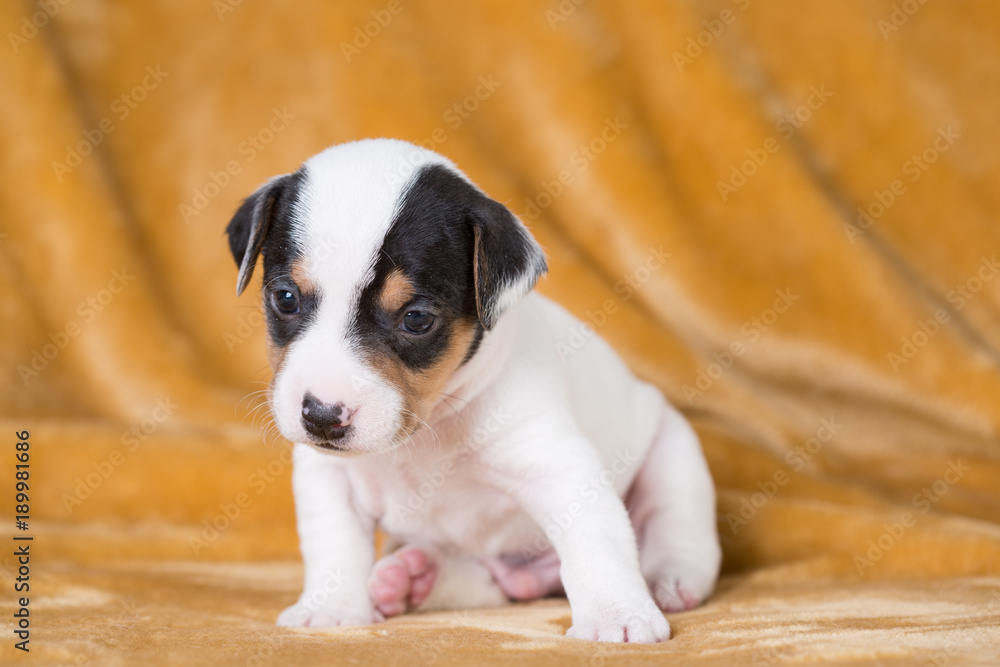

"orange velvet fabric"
[2, 1, 1000, 664]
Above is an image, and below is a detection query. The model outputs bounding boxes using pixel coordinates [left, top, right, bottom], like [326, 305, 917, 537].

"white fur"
[272, 140, 458, 453]
[265, 140, 721, 643]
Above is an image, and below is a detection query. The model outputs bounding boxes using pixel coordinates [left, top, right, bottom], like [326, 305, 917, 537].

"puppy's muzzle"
[301, 393, 354, 442]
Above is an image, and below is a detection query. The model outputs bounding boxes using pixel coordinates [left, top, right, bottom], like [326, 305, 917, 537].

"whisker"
[400, 409, 443, 457]
[438, 393, 468, 420]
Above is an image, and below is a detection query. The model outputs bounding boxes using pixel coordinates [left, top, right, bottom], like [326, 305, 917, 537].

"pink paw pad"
[369, 548, 437, 617]
[653, 577, 702, 613]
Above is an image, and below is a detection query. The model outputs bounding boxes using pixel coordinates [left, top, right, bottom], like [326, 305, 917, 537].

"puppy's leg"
[369, 544, 507, 616]
[629, 405, 721, 612]
[483, 549, 563, 601]
[499, 430, 671, 643]
[277, 444, 382, 627]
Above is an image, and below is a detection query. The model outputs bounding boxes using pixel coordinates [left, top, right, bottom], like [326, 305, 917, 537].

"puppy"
[226, 139, 720, 643]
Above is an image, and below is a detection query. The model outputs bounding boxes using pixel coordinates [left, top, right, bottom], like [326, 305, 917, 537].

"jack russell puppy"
[226, 139, 720, 643]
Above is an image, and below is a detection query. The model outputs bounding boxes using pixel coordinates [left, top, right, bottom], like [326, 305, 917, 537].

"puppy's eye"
[399, 310, 435, 335]
[271, 290, 300, 316]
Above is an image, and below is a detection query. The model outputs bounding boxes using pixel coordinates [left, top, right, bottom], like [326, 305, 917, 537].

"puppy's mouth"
[305, 437, 366, 457]
[311, 440, 348, 452]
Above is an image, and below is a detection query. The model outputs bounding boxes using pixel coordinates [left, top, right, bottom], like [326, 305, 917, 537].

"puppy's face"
[226, 140, 546, 455]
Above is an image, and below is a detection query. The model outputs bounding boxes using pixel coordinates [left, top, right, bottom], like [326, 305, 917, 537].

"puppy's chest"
[363, 453, 529, 554]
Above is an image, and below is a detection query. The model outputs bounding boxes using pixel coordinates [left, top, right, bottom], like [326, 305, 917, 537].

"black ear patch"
[368, 163, 546, 333]
[468, 196, 547, 330]
[225, 174, 293, 296]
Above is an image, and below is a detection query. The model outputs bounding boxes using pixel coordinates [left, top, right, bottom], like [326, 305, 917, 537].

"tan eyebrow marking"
[379, 268, 415, 313]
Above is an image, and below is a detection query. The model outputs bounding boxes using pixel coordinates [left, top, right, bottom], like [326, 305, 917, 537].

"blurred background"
[2, 1, 1000, 664]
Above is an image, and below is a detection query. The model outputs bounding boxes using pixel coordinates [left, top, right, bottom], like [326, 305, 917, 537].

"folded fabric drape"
[2, 1, 998, 664]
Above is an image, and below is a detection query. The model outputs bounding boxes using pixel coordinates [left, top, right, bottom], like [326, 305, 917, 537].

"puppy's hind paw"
[651, 575, 704, 613]
[644, 541, 720, 613]
[368, 546, 438, 617]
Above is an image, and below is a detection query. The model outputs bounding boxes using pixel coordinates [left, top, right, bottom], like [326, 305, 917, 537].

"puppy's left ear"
[225, 175, 290, 296]
[468, 198, 547, 329]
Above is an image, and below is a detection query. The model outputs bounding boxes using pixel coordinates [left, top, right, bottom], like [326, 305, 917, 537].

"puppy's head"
[226, 139, 546, 455]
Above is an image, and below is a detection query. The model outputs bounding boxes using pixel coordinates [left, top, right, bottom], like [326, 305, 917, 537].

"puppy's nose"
[301, 393, 353, 441]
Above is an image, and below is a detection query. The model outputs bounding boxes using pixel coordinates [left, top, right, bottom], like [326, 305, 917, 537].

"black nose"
[301, 393, 353, 441]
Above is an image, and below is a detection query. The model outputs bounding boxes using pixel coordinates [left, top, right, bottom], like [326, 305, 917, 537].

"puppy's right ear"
[225, 175, 289, 296]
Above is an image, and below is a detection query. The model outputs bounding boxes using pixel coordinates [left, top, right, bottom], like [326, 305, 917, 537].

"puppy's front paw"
[567, 596, 670, 643]
[276, 600, 384, 628]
